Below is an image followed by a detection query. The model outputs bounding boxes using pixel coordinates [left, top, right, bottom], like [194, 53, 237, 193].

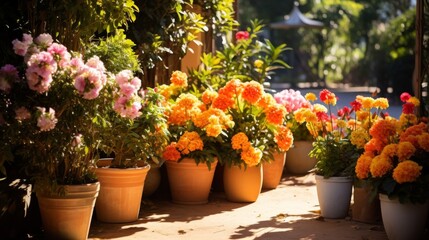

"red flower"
[350, 100, 362, 112]
[400, 92, 411, 102]
[402, 102, 415, 114]
[235, 31, 249, 41]
[319, 89, 336, 105]
[316, 111, 329, 121]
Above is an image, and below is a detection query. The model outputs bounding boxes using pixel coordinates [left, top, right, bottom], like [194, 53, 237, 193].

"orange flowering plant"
[209, 79, 294, 168]
[355, 92, 429, 204]
[159, 71, 235, 169]
[299, 89, 388, 178]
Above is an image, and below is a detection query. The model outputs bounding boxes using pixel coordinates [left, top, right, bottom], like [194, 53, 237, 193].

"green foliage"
[310, 137, 361, 178]
[85, 30, 141, 74]
[188, 19, 291, 92]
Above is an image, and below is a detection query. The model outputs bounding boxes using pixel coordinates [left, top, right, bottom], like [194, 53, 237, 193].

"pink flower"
[74, 67, 105, 100]
[236, 31, 249, 41]
[25, 51, 57, 93]
[15, 107, 31, 121]
[115, 70, 133, 86]
[274, 89, 310, 112]
[34, 33, 53, 47]
[71, 134, 83, 147]
[113, 96, 142, 119]
[400, 92, 411, 103]
[0, 64, 19, 93]
[47, 43, 71, 68]
[36, 107, 57, 131]
[12, 33, 33, 56]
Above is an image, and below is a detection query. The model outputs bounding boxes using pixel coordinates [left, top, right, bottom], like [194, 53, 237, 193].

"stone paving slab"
[88, 173, 392, 240]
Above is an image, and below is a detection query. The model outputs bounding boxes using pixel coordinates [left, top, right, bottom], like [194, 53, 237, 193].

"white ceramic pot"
[379, 194, 429, 240]
[315, 175, 353, 219]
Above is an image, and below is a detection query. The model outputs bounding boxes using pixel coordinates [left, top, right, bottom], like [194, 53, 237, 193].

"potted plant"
[355, 92, 429, 240]
[158, 70, 234, 204]
[0, 33, 112, 239]
[274, 89, 317, 174]
[209, 79, 294, 202]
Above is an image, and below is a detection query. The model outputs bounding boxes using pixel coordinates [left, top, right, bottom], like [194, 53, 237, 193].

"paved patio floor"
[88, 171, 402, 240]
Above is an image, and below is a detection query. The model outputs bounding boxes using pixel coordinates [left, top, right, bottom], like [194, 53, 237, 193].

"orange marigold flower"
[370, 155, 393, 178]
[206, 123, 223, 137]
[275, 126, 294, 151]
[170, 70, 188, 87]
[356, 110, 370, 122]
[231, 132, 250, 150]
[241, 146, 262, 167]
[241, 81, 263, 104]
[397, 141, 416, 161]
[355, 154, 373, 179]
[418, 132, 429, 151]
[392, 160, 422, 184]
[400, 122, 427, 147]
[257, 93, 276, 109]
[265, 104, 286, 125]
[407, 96, 420, 107]
[369, 119, 397, 140]
[201, 89, 218, 105]
[176, 131, 204, 155]
[364, 138, 386, 155]
[305, 92, 317, 102]
[212, 93, 235, 111]
[219, 79, 243, 97]
[176, 93, 200, 109]
[162, 143, 181, 161]
[381, 144, 397, 158]
[372, 97, 389, 109]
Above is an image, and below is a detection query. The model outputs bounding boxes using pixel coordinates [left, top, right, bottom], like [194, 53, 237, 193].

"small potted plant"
[274, 89, 317, 174]
[355, 92, 429, 239]
[159, 71, 234, 204]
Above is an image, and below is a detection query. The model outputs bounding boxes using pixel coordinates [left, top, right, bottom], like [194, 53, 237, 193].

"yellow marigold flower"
[347, 119, 360, 129]
[304, 110, 318, 123]
[337, 119, 347, 128]
[206, 123, 223, 137]
[350, 127, 370, 149]
[381, 143, 397, 158]
[231, 132, 250, 150]
[305, 92, 317, 102]
[355, 95, 364, 103]
[392, 160, 422, 184]
[370, 155, 393, 178]
[399, 113, 418, 127]
[275, 126, 294, 151]
[162, 142, 181, 161]
[418, 132, 429, 151]
[313, 104, 327, 113]
[257, 93, 276, 109]
[241, 146, 262, 167]
[176, 93, 200, 109]
[201, 89, 218, 105]
[372, 97, 389, 109]
[407, 96, 420, 107]
[176, 131, 203, 155]
[397, 141, 416, 161]
[254, 59, 264, 68]
[265, 104, 286, 125]
[170, 70, 188, 87]
[242, 81, 264, 104]
[157, 84, 172, 100]
[294, 108, 308, 123]
[361, 97, 374, 109]
[356, 111, 369, 122]
[355, 153, 373, 179]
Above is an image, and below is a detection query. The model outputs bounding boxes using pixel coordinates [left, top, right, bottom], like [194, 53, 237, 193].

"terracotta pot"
[143, 164, 162, 197]
[352, 185, 381, 224]
[285, 141, 317, 174]
[95, 161, 150, 223]
[165, 158, 217, 204]
[262, 152, 286, 189]
[379, 194, 429, 240]
[37, 182, 99, 240]
[223, 164, 262, 203]
[315, 175, 353, 219]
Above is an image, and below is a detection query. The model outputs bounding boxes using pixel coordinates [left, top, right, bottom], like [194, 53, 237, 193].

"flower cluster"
[160, 71, 234, 168]
[0, 33, 111, 189]
[355, 93, 429, 203]
[274, 89, 313, 141]
[212, 79, 294, 167]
